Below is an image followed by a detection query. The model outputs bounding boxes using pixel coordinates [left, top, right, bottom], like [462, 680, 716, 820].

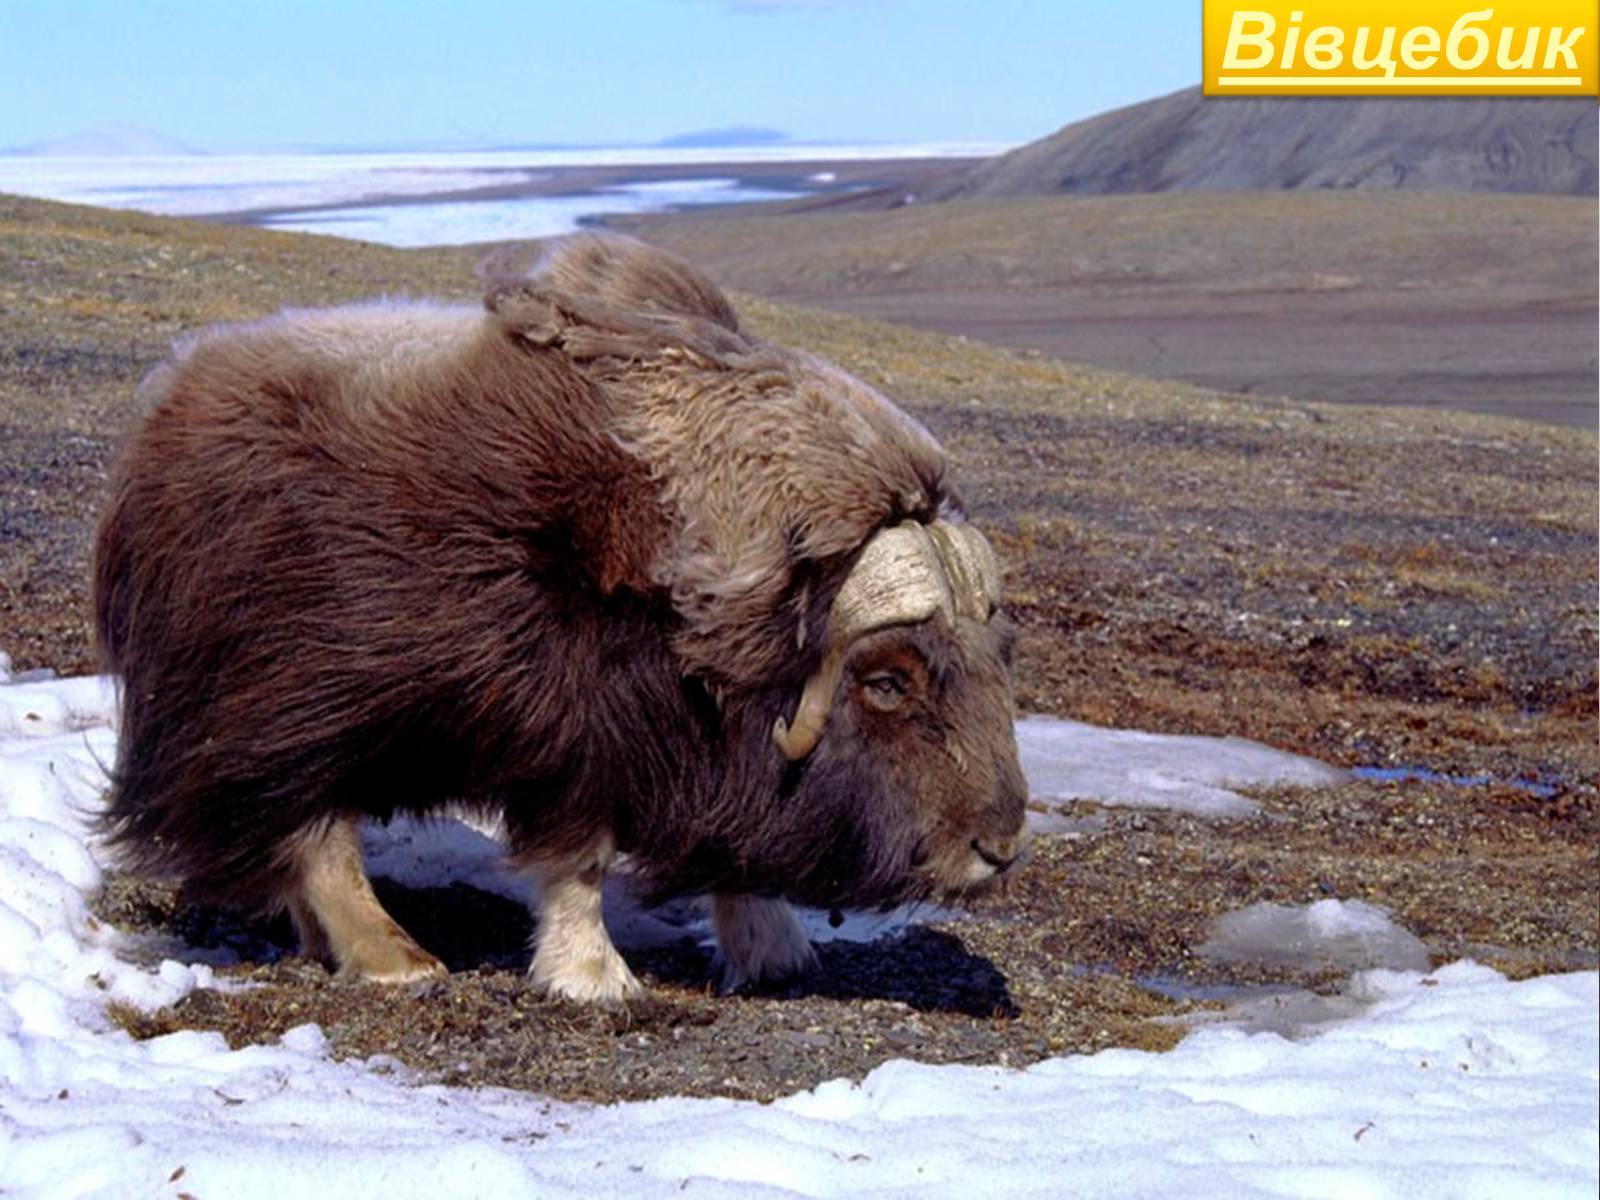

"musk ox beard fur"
[94, 232, 1027, 995]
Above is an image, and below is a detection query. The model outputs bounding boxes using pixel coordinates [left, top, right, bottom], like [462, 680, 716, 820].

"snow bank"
[2, 666, 1595, 1199]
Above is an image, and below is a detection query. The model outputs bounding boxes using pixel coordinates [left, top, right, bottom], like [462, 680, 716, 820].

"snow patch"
[1016, 715, 1346, 821]
[0, 674, 118, 738]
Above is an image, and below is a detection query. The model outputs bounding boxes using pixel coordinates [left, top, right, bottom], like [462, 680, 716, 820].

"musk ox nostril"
[971, 836, 1021, 873]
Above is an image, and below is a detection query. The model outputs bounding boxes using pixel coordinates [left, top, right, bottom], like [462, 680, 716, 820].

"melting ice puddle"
[1146, 977, 1381, 1039]
[1195, 898, 1432, 974]
[1351, 764, 1559, 798]
[1143, 899, 1436, 1039]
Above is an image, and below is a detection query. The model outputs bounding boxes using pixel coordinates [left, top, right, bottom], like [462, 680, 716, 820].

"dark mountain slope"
[927, 88, 1597, 198]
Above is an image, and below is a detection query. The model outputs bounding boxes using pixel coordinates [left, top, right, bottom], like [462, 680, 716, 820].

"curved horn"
[772, 521, 952, 760]
[832, 521, 953, 640]
[771, 648, 844, 759]
[925, 519, 1002, 620]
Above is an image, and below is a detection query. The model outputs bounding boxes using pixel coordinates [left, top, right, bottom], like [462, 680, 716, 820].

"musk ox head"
[768, 516, 1028, 905]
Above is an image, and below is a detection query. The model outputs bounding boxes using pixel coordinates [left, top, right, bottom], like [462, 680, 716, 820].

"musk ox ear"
[484, 282, 578, 348]
[484, 282, 658, 362]
[487, 279, 751, 367]
[528, 232, 740, 332]
[485, 233, 747, 364]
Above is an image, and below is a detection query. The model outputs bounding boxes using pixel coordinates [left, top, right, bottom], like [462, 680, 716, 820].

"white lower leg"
[292, 816, 445, 983]
[287, 895, 330, 962]
[526, 835, 641, 1004]
[711, 893, 819, 991]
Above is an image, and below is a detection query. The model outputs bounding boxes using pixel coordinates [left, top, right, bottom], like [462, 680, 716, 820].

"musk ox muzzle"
[93, 231, 1028, 1003]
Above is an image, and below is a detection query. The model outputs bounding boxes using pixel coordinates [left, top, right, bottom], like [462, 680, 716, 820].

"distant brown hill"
[926, 88, 1597, 199]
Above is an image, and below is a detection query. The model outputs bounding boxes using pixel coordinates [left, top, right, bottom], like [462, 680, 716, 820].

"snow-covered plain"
[2, 658, 1595, 1198]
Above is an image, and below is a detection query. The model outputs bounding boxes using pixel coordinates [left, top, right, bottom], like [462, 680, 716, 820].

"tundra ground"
[1, 192, 1594, 1102]
[616, 190, 1599, 429]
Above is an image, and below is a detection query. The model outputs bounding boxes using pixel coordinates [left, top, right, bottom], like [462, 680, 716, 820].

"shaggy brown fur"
[94, 233, 1025, 981]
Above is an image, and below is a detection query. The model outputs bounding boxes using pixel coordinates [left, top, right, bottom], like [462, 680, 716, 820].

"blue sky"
[0, 0, 1200, 150]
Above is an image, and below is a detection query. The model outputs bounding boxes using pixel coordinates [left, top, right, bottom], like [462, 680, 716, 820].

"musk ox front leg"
[289, 817, 446, 983]
[524, 833, 643, 1004]
[710, 894, 820, 992]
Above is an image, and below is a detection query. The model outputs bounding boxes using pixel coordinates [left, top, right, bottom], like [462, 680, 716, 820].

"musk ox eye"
[860, 670, 911, 712]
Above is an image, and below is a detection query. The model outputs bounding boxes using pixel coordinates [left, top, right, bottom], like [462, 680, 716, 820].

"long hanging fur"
[94, 233, 1018, 915]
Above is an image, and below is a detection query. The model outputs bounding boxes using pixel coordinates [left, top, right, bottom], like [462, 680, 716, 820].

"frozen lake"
[0, 142, 1010, 246]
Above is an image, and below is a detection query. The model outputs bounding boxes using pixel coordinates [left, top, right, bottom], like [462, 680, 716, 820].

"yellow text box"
[1203, 1, 1599, 94]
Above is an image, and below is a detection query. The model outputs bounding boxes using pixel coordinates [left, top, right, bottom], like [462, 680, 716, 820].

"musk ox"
[95, 233, 1027, 1002]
